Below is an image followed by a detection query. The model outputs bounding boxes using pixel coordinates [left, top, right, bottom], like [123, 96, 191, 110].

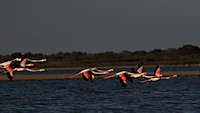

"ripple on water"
[0, 76, 199, 112]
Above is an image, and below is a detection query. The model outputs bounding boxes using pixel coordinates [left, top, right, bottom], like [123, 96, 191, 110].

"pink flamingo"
[0, 58, 47, 81]
[104, 64, 147, 87]
[140, 66, 177, 83]
[66, 68, 114, 82]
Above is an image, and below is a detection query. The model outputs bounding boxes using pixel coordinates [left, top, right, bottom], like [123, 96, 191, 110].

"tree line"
[1, 45, 200, 68]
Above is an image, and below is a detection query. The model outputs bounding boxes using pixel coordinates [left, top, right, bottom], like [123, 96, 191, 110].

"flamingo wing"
[4, 65, 14, 81]
[66, 69, 91, 79]
[118, 74, 127, 87]
[131, 63, 143, 73]
[130, 68, 137, 73]
[89, 74, 95, 82]
[20, 58, 27, 67]
[82, 71, 91, 81]
[137, 65, 143, 73]
[7, 72, 13, 81]
[154, 66, 161, 76]
[5, 64, 13, 72]
[119, 78, 127, 87]
[124, 73, 133, 82]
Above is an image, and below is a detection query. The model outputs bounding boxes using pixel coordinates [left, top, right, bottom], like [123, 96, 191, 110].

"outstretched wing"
[6, 72, 13, 81]
[118, 74, 127, 87]
[66, 69, 90, 79]
[154, 65, 161, 76]
[124, 73, 133, 82]
[130, 68, 137, 73]
[81, 71, 91, 81]
[131, 63, 144, 73]
[10, 61, 20, 69]
[136, 63, 143, 73]
[20, 58, 27, 67]
[119, 78, 127, 87]
[4, 65, 14, 81]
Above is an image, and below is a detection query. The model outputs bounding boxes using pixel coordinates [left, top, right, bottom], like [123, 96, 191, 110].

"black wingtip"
[130, 68, 136, 73]
[7, 73, 13, 81]
[137, 62, 143, 69]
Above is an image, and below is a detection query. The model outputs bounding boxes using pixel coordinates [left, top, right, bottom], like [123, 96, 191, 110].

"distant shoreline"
[45, 64, 200, 70]
[0, 71, 199, 81]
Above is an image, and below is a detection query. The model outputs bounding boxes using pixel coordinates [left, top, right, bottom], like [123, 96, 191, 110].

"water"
[0, 76, 199, 113]
[8, 65, 200, 75]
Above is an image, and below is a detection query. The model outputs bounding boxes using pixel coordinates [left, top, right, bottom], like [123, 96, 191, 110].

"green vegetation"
[1, 45, 200, 68]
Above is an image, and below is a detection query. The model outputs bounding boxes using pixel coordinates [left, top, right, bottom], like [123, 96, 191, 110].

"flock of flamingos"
[0, 57, 177, 87]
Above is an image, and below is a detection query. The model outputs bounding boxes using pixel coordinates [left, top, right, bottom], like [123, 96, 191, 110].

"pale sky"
[1, 0, 200, 55]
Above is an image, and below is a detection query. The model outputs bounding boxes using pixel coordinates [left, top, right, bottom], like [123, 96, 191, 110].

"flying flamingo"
[104, 71, 134, 87]
[0, 58, 47, 81]
[66, 68, 114, 82]
[0, 58, 23, 80]
[104, 64, 147, 87]
[130, 63, 147, 78]
[0, 58, 22, 68]
[140, 66, 177, 83]
[9, 57, 46, 71]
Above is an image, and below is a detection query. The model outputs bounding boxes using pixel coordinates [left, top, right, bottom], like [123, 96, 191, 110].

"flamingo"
[9, 57, 46, 72]
[66, 68, 114, 82]
[0, 57, 46, 69]
[0, 58, 22, 68]
[104, 71, 135, 87]
[104, 64, 147, 87]
[0, 58, 23, 80]
[140, 66, 177, 83]
[0, 57, 47, 81]
[130, 63, 147, 78]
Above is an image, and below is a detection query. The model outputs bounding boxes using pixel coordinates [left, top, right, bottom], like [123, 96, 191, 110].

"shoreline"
[0, 71, 199, 81]
[45, 64, 200, 70]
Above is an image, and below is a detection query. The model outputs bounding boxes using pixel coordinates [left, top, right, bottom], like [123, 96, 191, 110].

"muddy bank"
[0, 71, 199, 81]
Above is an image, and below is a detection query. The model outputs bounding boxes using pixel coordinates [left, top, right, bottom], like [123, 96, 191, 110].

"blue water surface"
[0, 76, 199, 113]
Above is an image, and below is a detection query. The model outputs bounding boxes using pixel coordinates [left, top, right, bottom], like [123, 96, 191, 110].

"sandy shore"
[0, 71, 199, 81]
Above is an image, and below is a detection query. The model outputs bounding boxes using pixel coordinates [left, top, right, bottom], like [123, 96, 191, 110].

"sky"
[0, 0, 200, 55]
